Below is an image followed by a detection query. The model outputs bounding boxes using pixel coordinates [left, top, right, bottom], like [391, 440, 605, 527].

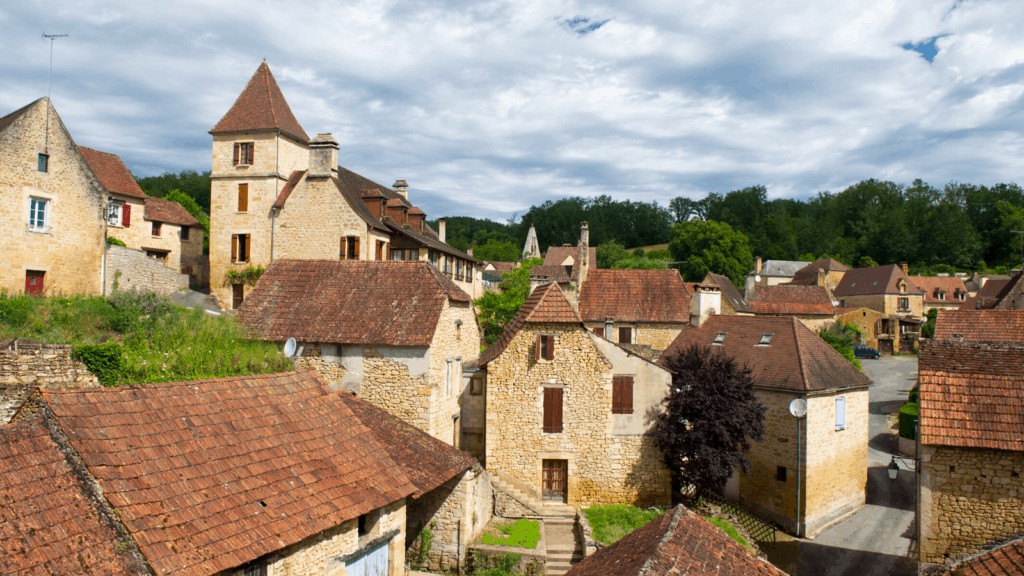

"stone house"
[745, 257, 809, 295]
[565, 505, 786, 576]
[703, 272, 754, 317]
[209, 61, 478, 309]
[478, 281, 673, 508]
[1, 370, 489, 576]
[833, 263, 925, 353]
[834, 307, 889, 349]
[746, 284, 837, 331]
[787, 257, 849, 292]
[909, 275, 970, 314]
[918, 332, 1024, 567]
[236, 259, 479, 446]
[578, 268, 692, 352]
[661, 315, 871, 537]
[0, 98, 107, 295]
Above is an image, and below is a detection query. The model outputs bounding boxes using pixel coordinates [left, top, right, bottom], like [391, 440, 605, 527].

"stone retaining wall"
[106, 244, 188, 296]
[0, 341, 99, 423]
[407, 465, 494, 572]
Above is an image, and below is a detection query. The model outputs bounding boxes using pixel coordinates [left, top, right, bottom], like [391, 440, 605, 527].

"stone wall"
[0, 98, 105, 295]
[835, 308, 887, 349]
[919, 444, 1024, 564]
[485, 323, 671, 507]
[583, 321, 684, 352]
[428, 300, 481, 446]
[0, 341, 99, 424]
[106, 244, 189, 296]
[407, 465, 493, 572]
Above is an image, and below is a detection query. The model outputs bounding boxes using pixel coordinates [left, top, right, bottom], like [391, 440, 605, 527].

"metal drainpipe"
[270, 131, 280, 262]
[796, 410, 803, 537]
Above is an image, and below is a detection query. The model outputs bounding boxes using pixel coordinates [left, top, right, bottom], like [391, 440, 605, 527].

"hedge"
[898, 402, 918, 440]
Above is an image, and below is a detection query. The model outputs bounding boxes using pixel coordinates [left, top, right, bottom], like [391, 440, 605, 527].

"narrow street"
[764, 356, 919, 575]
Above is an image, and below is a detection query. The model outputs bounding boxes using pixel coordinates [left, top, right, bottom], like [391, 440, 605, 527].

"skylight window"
[713, 331, 728, 345]
[758, 333, 774, 345]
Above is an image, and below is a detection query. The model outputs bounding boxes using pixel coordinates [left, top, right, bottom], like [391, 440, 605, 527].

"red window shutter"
[231, 234, 238, 263]
[613, 376, 634, 414]
[233, 143, 240, 165]
[122, 203, 131, 227]
[543, 388, 563, 433]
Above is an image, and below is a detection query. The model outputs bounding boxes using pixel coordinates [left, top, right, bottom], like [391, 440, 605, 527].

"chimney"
[690, 284, 721, 327]
[755, 256, 763, 276]
[438, 218, 446, 243]
[577, 221, 590, 287]
[817, 268, 826, 287]
[393, 179, 409, 200]
[899, 261, 909, 276]
[308, 133, 338, 178]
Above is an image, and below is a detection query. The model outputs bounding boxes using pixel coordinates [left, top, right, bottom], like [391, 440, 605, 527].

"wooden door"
[542, 459, 568, 502]
[346, 540, 389, 576]
[232, 283, 244, 310]
[25, 271, 44, 295]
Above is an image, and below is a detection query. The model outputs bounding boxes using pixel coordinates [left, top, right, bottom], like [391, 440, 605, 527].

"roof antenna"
[42, 33, 68, 152]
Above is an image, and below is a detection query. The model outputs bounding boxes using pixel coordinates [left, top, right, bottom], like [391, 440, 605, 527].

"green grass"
[480, 519, 540, 549]
[583, 504, 665, 546]
[0, 291, 293, 386]
[705, 516, 750, 549]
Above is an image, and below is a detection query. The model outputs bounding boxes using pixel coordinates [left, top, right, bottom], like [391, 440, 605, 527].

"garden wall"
[106, 245, 188, 296]
[0, 341, 98, 423]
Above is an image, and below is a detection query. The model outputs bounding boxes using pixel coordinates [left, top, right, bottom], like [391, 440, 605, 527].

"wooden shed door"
[231, 283, 244, 310]
[542, 459, 568, 501]
[346, 540, 389, 576]
[25, 271, 44, 295]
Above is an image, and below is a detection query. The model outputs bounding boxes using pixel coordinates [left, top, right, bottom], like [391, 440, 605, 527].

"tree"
[472, 238, 520, 262]
[596, 241, 631, 268]
[818, 322, 862, 370]
[164, 189, 210, 253]
[921, 308, 938, 339]
[137, 170, 212, 212]
[653, 344, 766, 500]
[474, 259, 542, 346]
[668, 220, 753, 285]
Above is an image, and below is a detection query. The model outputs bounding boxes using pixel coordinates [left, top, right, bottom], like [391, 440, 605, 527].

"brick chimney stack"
[899, 261, 909, 276]
[308, 133, 338, 178]
[577, 221, 590, 287]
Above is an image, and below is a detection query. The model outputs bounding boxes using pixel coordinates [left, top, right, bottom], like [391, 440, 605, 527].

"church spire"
[209, 61, 310, 143]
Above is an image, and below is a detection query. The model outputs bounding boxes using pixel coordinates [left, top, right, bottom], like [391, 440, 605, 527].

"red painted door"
[25, 271, 44, 295]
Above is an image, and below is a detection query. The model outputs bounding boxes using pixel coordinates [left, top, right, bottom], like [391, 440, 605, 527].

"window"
[376, 240, 386, 260]
[151, 221, 162, 236]
[28, 197, 49, 232]
[612, 376, 634, 414]
[37, 153, 49, 173]
[618, 326, 633, 344]
[233, 142, 254, 165]
[835, 397, 846, 431]
[390, 248, 419, 261]
[592, 326, 604, 337]
[241, 563, 267, 576]
[180, 226, 190, 241]
[231, 233, 251, 263]
[145, 250, 168, 261]
[776, 466, 787, 482]
[237, 183, 249, 212]
[758, 333, 774, 346]
[543, 387, 563, 433]
[429, 250, 439, 265]
[713, 331, 728, 345]
[456, 259, 465, 281]
[341, 236, 360, 260]
[536, 334, 554, 361]
[934, 289, 944, 300]
[897, 297, 909, 310]
[107, 202, 131, 227]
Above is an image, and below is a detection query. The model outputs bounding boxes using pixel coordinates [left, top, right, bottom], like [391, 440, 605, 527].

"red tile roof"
[939, 536, 1024, 575]
[43, 371, 416, 576]
[962, 277, 1013, 310]
[338, 392, 476, 498]
[479, 282, 581, 365]
[209, 61, 310, 143]
[834, 264, 923, 297]
[144, 196, 200, 227]
[934, 310, 1024, 343]
[530, 264, 573, 284]
[566, 505, 786, 576]
[578, 269, 690, 323]
[544, 245, 596, 267]
[789, 257, 849, 285]
[0, 418, 146, 575]
[660, 315, 871, 393]
[910, 276, 969, 305]
[238, 260, 471, 347]
[918, 341, 1024, 451]
[705, 272, 752, 314]
[747, 285, 836, 315]
[78, 146, 148, 199]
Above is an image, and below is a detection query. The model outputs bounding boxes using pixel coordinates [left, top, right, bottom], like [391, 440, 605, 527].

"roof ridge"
[791, 317, 811, 391]
[640, 506, 683, 575]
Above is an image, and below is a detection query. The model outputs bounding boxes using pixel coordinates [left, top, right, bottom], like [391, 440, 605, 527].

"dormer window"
[758, 333, 774, 346]
[713, 331, 728, 345]
[898, 280, 907, 294]
[233, 142, 254, 166]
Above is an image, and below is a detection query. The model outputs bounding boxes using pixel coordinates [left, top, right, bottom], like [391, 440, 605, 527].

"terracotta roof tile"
[660, 315, 871, 393]
[544, 246, 596, 267]
[706, 273, 753, 314]
[384, 220, 477, 262]
[939, 536, 1024, 575]
[579, 269, 690, 323]
[910, 276, 970, 305]
[238, 260, 470, 347]
[834, 264, 923, 297]
[42, 371, 416, 576]
[748, 285, 836, 315]
[338, 392, 475, 497]
[210, 61, 310, 142]
[790, 257, 849, 285]
[144, 197, 200, 227]
[78, 146, 148, 199]
[934, 310, 1024, 343]
[0, 418, 146, 575]
[919, 340, 1024, 451]
[566, 505, 786, 576]
[480, 282, 581, 365]
[530, 264, 573, 284]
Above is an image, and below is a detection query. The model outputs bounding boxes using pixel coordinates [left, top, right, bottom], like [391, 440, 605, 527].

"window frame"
[37, 153, 49, 173]
[151, 221, 162, 237]
[835, 396, 846, 431]
[233, 142, 254, 166]
[612, 375, 634, 414]
[28, 197, 49, 232]
[536, 334, 555, 361]
[897, 297, 909, 311]
[180, 226, 190, 241]
[231, 233, 251, 263]
[542, 387, 564, 433]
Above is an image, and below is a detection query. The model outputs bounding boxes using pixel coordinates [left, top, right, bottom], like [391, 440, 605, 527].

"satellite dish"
[789, 398, 808, 418]
[754, 274, 762, 283]
[283, 337, 298, 358]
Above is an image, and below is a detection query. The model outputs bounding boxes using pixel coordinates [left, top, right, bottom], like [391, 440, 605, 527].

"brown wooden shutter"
[244, 235, 251, 262]
[543, 388, 563, 433]
[122, 203, 131, 227]
[231, 234, 238, 263]
[618, 326, 631, 344]
[238, 183, 248, 211]
[543, 335, 555, 360]
[592, 327, 604, 337]
[352, 236, 361, 260]
[233, 143, 240, 165]
[612, 376, 634, 414]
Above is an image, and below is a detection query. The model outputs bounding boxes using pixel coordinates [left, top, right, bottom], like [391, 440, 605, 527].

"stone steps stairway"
[543, 516, 584, 575]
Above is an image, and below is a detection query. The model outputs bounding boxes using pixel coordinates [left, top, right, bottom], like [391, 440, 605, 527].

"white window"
[445, 360, 453, 397]
[28, 197, 49, 232]
[835, 397, 846, 431]
[107, 201, 130, 227]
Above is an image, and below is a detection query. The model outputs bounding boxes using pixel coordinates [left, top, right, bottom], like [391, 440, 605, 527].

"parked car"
[854, 344, 881, 359]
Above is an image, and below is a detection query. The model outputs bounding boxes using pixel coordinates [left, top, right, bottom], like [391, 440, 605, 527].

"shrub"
[899, 402, 918, 439]
[72, 341, 124, 386]
[106, 237, 127, 247]
[470, 552, 527, 576]
[0, 293, 36, 329]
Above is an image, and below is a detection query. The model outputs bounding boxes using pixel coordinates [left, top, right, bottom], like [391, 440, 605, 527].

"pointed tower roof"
[210, 60, 310, 143]
[522, 225, 541, 259]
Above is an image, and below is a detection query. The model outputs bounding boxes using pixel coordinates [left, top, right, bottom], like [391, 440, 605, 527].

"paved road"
[763, 356, 919, 576]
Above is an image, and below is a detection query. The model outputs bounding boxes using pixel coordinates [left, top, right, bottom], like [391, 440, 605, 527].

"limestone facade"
[0, 99, 106, 295]
[485, 324, 672, 507]
[105, 245, 189, 296]
[109, 210, 201, 276]
[837, 293, 924, 319]
[583, 321, 683, 352]
[406, 465, 494, 572]
[0, 341, 98, 424]
[918, 444, 1024, 564]
[835, 308, 888, 349]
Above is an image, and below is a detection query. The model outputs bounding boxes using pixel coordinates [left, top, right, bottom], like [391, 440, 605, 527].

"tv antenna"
[42, 33, 68, 152]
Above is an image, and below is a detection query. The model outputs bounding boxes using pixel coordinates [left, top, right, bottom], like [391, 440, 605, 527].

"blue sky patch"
[562, 16, 610, 35]
[901, 35, 950, 63]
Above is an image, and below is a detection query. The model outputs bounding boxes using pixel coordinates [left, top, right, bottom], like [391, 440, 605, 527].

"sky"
[3, 1, 1024, 221]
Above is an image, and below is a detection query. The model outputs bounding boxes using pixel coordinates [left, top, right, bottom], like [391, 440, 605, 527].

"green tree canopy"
[474, 259, 542, 346]
[137, 170, 211, 213]
[669, 220, 752, 285]
[472, 238, 521, 262]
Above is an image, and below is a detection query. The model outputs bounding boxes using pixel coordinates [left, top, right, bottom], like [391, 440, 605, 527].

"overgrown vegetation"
[899, 399, 919, 440]
[0, 291, 292, 386]
[921, 308, 938, 338]
[705, 516, 750, 549]
[818, 322, 863, 370]
[223, 265, 266, 287]
[480, 519, 540, 549]
[469, 551, 538, 576]
[474, 259, 542, 346]
[106, 236, 127, 247]
[583, 504, 665, 546]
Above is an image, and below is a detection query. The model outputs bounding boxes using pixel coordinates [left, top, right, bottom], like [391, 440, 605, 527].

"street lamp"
[887, 454, 916, 480]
